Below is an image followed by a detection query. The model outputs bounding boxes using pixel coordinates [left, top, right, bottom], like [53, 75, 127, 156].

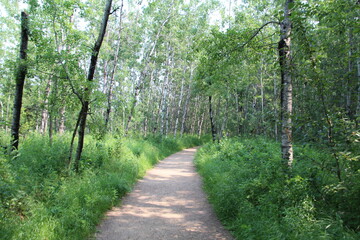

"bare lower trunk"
[104, 63, 113, 130]
[244, 86, 249, 135]
[174, 73, 185, 137]
[48, 112, 53, 145]
[235, 91, 243, 135]
[260, 59, 265, 124]
[125, 85, 141, 134]
[143, 115, 148, 135]
[278, 0, 293, 168]
[74, 104, 89, 172]
[209, 95, 216, 142]
[346, 30, 354, 118]
[220, 96, 229, 139]
[161, 68, 170, 136]
[11, 12, 29, 151]
[165, 104, 170, 136]
[190, 98, 198, 134]
[181, 84, 191, 136]
[40, 79, 51, 134]
[5, 95, 10, 133]
[198, 111, 205, 136]
[59, 106, 66, 134]
[357, 57, 360, 122]
[0, 101, 3, 128]
[274, 75, 279, 141]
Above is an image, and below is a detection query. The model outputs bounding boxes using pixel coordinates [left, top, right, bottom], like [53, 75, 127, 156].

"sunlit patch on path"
[96, 147, 233, 240]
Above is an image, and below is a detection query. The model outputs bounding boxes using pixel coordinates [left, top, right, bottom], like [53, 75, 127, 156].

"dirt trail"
[95, 147, 233, 240]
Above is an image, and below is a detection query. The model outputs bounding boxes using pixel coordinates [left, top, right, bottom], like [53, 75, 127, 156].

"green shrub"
[195, 137, 360, 239]
[0, 133, 207, 240]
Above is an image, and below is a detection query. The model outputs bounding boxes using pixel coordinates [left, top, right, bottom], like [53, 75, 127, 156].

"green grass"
[0, 132, 208, 240]
[195, 137, 360, 240]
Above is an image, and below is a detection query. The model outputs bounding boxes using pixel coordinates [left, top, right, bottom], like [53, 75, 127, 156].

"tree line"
[0, 0, 359, 172]
[1, 0, 216, 170]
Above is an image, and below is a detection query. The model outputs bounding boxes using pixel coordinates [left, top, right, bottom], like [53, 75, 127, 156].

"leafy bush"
[195, 137, 360, 239]
[0, 133, 207, 240]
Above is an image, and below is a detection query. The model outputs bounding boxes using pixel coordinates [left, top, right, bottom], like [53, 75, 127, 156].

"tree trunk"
[209, 95, 216, 142]
[260, 58, 265, 125]
[5, 95, 10, 133]
[191, 98, 200, 134]
[346, 30, 354, 118]
[181, 84, 191, 136]
[59, 106, 66, 134]
[105, 0, 124, 130]
[356, 57, 360, 122]
[235, 91, 243, 135]
[165, 103, 170, 136]
[0, 101, 3, 129]
[73, 0, 112, 172]
[274, 74, 279, 141]
[0, 100, 3, 130]
[125, 12, 171, 134]
[143, 115, 148, 136]
[278, 0, 294, 168]
[161, 56, 170, 135]
[125, 85, 141, 134]
[244, 85, 250, 135]
[174, 70, 185, 137]
[11, 12, 29, 151]
[220, 96, 229, 139]
[74, 104, 89, 172]
[198, 111, 205, 136]
[48, 111, 53, 145]
[68, 107, 82, 170]
[40, 79, 51, 134]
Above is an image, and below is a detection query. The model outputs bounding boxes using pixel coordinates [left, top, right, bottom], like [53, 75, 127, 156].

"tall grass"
[195, 137, 360, 239]
[0, 132, 207, 240]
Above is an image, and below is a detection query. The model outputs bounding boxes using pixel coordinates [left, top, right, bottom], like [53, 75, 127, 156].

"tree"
[10, 11, 29, 151]
[124, 5, 172, 134]
[73, 0, 113, 172]
[104, 0, 124, 131]
[278, 0, 293, 168]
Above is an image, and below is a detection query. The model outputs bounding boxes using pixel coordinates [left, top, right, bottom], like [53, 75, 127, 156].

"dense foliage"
[194, 0, 359, 142]
[0, 133, 207, 240]
[195, 138, 360, 239]
[0, 0, 215, 140]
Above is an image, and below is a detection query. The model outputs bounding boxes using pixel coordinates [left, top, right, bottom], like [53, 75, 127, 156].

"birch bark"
[278, 0, 294, 168]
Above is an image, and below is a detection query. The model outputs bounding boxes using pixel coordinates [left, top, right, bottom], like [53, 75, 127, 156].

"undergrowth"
[195, 137, 360, 240]
[0, 133, 207, 240]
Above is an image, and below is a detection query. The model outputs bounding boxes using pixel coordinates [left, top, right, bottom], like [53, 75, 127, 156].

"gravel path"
[95, 147, 233, 240]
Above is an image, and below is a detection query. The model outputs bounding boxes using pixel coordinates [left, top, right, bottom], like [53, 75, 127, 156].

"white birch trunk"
[174, 70, 185, 137]
[278, 0, 294, 168]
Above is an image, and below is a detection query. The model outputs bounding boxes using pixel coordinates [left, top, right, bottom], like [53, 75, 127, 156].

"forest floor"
[95, 147, 233, 240]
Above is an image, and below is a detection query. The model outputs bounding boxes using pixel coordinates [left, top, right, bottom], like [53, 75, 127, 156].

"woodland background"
[0, 0, 359, 239]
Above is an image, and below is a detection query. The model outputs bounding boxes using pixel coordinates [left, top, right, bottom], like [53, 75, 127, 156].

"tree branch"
[219, 21, 280, 63]
[110, 6, 120, 15]
[237, 21, 280, 50]
[59, 62, 84, 104]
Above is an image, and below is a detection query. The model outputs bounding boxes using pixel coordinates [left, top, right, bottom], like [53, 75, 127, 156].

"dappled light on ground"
[96, 148, 232, 240]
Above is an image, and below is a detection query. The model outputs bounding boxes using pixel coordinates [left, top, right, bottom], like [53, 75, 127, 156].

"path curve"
[95, 147, 233, 240]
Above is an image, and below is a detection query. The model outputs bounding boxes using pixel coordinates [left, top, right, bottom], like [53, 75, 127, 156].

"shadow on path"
[95, 148, 233, 240]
